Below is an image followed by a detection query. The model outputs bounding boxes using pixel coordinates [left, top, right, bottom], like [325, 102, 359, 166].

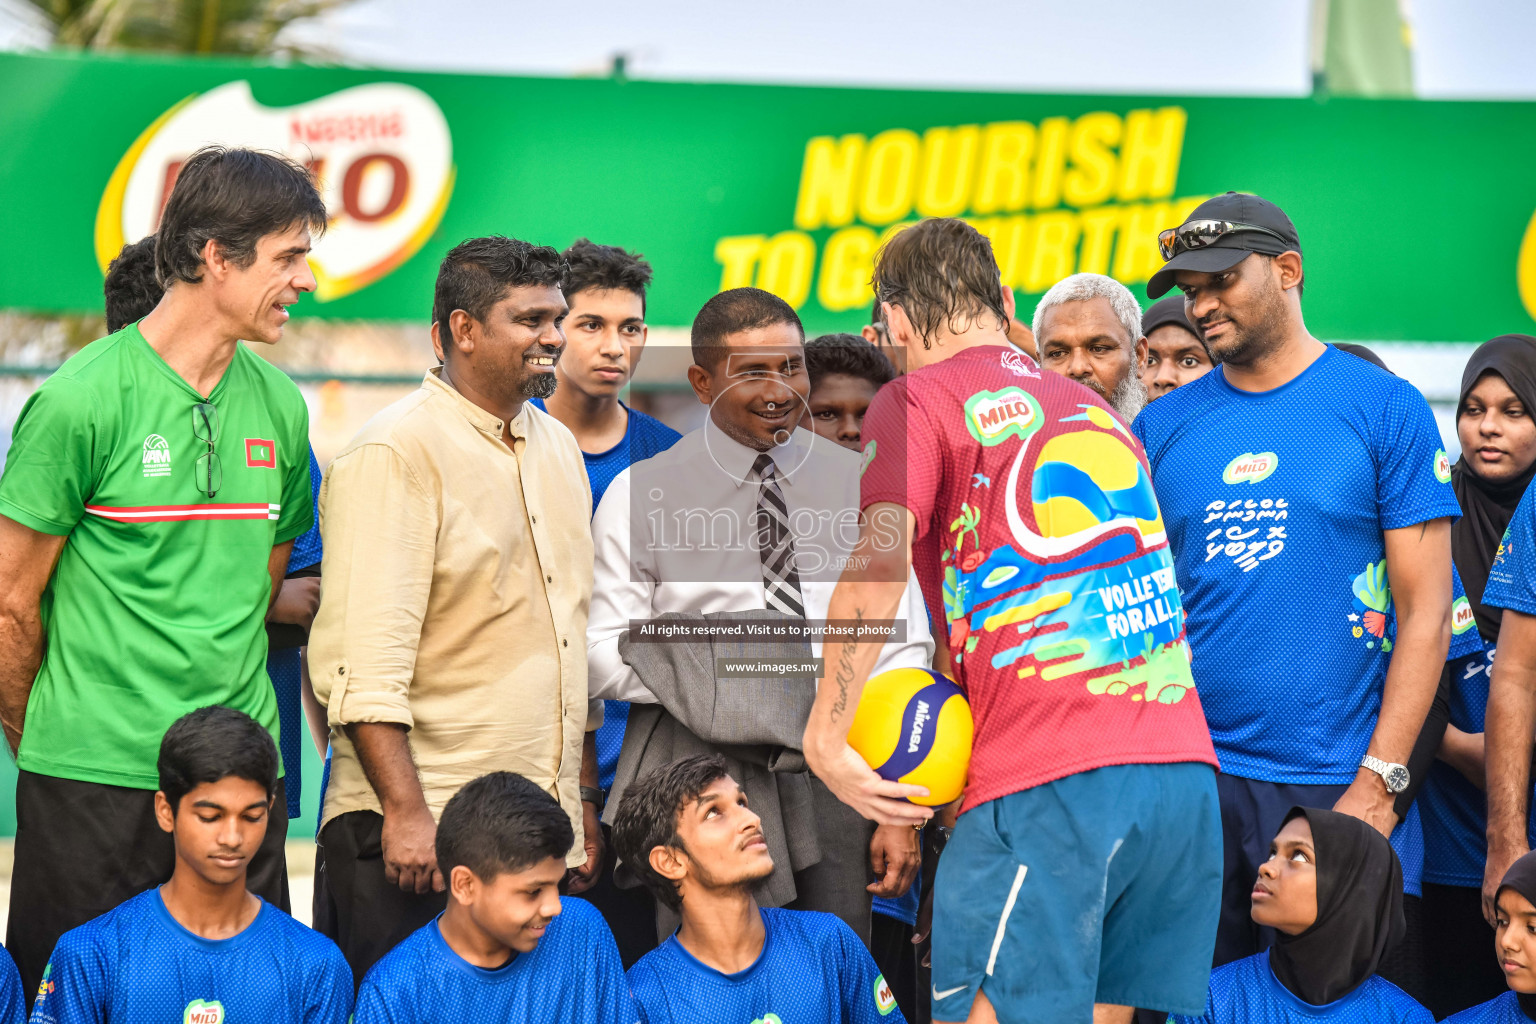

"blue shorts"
[931, 762, 1221, 1023]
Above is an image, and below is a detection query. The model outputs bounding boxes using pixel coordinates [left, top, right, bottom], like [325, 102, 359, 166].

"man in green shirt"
[0, 146, 324, 1002]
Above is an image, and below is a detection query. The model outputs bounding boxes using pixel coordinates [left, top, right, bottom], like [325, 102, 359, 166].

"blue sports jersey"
[873, 872, 919, 928]
[628, 907, 905, 1024]
[1132, 347, 1461, 783]
[1445, 991, 1535, 1024]
[269, 443, 323, 818]
[1419, 646, 1536, 887]
[1486, 486, 1536, 617]
[0, 945, 22, 1024]
[29, 888, 351, 1024]
[531, 399, 681, 792]
[354, 899, 637, 1024]
[1169, 950, 1432, 1024]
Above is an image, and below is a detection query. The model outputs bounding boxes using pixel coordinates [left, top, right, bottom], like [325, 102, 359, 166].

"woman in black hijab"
[1421, 335, 1536, 1016]
[1174, 807, 1431, 1022]
[1444, 851, 1536, 1023]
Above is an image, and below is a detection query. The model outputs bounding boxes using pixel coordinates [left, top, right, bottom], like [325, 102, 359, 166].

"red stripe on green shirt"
[84, 503, 281, 522]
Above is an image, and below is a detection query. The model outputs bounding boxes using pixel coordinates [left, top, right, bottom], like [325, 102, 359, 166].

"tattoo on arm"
[829, 608, 864, 723]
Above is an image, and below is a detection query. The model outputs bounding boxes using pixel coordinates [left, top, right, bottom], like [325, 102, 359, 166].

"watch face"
[1386, 766, 1410, 792]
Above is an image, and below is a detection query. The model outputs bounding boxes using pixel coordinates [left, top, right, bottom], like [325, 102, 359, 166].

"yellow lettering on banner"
[917, 125, 979, 218]
[859, 129, 920, 225]
[818, 226, 879, 312]
[1518, 207, 1536, 323]
[794, 134, 865, 230]
[1077, 206, 1121, 276]
[756, 231, 816, 308]
[1024, 211, 1080, 292]
[987, 215, 1030, 289]
[715, 235, 764, 290]
[1063, 112, 1122, 209]
[1112, 203, 1169, 284]
[1117, 107, 1187, 202]
[1031, 117, 1069, 210]
[973, 122, 1035, 215]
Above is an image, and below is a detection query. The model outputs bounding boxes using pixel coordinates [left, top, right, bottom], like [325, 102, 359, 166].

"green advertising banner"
[2, 50, 1536, 341]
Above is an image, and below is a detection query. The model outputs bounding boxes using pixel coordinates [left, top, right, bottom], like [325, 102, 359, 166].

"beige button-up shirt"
[310, 369, 596, 865]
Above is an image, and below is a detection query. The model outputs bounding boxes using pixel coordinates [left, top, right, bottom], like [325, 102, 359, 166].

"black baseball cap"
[1147, 192, 1302, 300]
[1142, 294, 1203, 345]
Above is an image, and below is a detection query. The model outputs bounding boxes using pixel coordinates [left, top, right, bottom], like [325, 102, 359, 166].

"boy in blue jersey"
[613, 754, 904, 1024]
[354, 771, 636, 1024]
[529, 239, 680, 964]
[1133, 192, 1458, 965]
[28, 706, 351, 1023]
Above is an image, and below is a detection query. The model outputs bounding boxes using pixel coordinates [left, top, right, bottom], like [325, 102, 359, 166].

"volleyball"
[846, 667, 974, 806]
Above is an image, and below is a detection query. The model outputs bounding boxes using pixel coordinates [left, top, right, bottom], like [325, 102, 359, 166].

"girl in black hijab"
[1173, 807, 1431, 1023]
[1444, 850, 1536, 1023]
[1421, 335, 1536, 1016]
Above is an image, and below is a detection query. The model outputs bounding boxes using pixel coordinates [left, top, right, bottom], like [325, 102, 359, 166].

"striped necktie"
[752, 453, 805, 618]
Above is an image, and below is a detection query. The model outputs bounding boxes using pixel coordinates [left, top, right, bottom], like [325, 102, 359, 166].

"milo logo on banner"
[1223, 452, 1278, 485]
[96, 80, 455, 302]
[964, 388, 1043, 446]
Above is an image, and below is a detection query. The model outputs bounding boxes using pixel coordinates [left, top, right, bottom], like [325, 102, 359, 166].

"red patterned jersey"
[860, 345, 1216, 810]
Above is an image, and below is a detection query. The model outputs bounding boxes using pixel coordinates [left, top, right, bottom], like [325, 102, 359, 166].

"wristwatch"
[580, 786, 606, 813]
[1360, 754, 1410, 794]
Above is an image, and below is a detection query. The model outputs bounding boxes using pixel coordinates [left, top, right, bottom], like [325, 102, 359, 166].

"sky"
[3, 0, 1535, 97]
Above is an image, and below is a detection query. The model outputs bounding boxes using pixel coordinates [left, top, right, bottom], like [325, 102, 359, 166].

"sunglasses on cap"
[1157, 220, 1292, 262]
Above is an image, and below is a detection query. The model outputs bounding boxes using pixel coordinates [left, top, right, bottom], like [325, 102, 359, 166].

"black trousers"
[6, 770, 289, 1007]
[871, 912, 918, 1023]
[316, 810, 448, 990]
[1420, 882, 1508, 1019]
[1377, 894, 1428, 1006]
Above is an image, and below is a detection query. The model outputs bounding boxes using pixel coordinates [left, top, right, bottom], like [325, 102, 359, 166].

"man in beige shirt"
[310, 235, 601, 987]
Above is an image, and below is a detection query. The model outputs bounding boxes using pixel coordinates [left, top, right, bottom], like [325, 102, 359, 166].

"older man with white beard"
[1034, 273, 1150, 422]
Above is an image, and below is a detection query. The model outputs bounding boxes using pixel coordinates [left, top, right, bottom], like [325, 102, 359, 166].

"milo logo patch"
[1223, 452, 1278, 485]
[1452, 596, 1476, 634]
[964, 388, 1043, 446]
[860, 439, 877, 477]
[1435, 449, 1453, 483]
[874, 975, 898, 1016]
[184, 1001, 224, 1024]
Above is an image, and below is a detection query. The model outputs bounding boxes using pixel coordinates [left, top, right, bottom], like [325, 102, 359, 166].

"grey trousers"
[655, 776, 875, 946]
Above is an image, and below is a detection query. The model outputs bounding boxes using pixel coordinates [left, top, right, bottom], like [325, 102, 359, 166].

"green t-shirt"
[0, 325, 312, 788]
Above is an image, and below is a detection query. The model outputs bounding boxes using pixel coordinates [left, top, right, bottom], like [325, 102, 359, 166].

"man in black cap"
[1140, 293, 1216, 401]
[1131, 192, 1458, 965]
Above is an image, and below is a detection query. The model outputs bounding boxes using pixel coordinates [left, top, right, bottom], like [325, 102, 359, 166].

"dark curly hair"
[105, 234, 163, 332]
[804, 333, 896, 390]
[435, 772, 574, 881]
[562, 238, 653, 313]
[432, 235, 567, 330]
[611, 754, 732, 911]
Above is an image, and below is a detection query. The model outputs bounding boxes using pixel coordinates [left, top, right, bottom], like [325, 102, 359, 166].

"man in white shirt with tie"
[588, 287, 934, 945]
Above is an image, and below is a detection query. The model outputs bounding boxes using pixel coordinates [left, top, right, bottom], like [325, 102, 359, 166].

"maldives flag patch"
[244, 438, 277, 468]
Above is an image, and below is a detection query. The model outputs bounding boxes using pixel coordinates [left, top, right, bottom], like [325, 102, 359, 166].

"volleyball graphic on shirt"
[847, 667, 973, 806]
[935, 400, 1192, 706]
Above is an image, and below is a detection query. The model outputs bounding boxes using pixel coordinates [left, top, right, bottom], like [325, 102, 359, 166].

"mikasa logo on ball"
[907, 700, 932, 754]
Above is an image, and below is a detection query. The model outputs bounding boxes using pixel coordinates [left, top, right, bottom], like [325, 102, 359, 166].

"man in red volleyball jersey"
[804, 218, 1221, 1024]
